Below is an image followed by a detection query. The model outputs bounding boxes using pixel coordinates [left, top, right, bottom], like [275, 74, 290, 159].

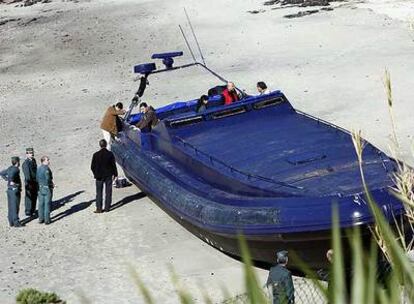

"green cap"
[26, 148, 34, 153]
[11, 156, 20, 163]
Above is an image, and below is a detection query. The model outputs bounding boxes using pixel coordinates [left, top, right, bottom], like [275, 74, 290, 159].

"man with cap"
[0, 157, 23, 227]
[36, 156, 54, 225]
[22, 147, 38, 216]
[266, 250, 295, 304]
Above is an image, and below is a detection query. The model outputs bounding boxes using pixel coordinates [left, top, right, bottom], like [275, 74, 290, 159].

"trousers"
[25, 181, 38, 216]
[96, 176, 112, 212]
[102, 130, 112, 150]
[38, 186, 52, 223]
[7, 188, 20, 226]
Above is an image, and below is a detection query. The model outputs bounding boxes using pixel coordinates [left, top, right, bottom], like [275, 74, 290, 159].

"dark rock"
[263, 0, 280, 5]
[284, 9, 319, 18]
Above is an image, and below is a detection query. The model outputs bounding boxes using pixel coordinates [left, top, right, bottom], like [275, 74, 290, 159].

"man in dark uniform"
[0, 157, 23, 227]
[91, 139, 118, 213]
[266, 250, 295, 304]
[22, 147, 38, 216]
[36, 156, 54, 225]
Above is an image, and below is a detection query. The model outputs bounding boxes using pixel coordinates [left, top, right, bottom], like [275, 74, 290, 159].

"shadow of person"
[51, 199, 95, 223]
[109, 192, 146, 212]
[21, 190, 85, 225]
[51, 190, 85, 211]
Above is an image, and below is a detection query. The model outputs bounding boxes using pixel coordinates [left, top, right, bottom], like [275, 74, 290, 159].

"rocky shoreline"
[248, 0, 346, 17]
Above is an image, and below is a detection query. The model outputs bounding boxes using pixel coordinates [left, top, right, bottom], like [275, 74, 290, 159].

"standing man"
[91, 139, 118, 213]
[36, 156, 54, 225]
[266, 250, 295, 304]
[0, 157, 23, 227]
[22, 147, 38, 216]
[100, 102, 126, 150]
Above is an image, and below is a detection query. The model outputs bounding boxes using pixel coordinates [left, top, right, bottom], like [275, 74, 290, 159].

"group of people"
[196, 81, 270, 113]
[0, 149, 54, 227]
[94, 101, 157, 213]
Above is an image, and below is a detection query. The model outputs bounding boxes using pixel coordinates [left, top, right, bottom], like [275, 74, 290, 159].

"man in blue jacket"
[0, 156, 23, 227]
[36, 156, 54, 225]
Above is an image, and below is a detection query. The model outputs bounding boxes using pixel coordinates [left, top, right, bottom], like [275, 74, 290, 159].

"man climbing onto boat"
[266, 250, 295, 304]
[100, 102, 126, 150]
[222, 81, 240, 105]
[135, 102, 158, 132]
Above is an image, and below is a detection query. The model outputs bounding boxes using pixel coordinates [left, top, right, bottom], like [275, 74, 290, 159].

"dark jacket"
[22, 158, 37, 184]
[266, 265, 295, 304]
[222, 88, 239, 105]
[0, 166, 22, 191]
[136, 107, 158, 132]
[91, 148, 118, 180]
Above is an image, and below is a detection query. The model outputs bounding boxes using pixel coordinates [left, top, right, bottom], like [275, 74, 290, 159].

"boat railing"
[294, 109, 350, 135]
[171, 135, 304, 191]
[295, 109, 396, 173]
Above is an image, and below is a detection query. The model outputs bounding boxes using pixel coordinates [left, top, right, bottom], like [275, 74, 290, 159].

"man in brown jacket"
[100, 102, 125, 150]
[135, 102, 158, 132]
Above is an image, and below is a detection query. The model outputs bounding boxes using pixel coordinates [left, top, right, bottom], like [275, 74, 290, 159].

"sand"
[0, 0, 413, 303]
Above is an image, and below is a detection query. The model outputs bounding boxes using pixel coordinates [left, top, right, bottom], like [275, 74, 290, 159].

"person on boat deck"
[100, 102, 126, 150]
[135, 102, 158, 132]
[257, 81, 270, 95]
[196, 95, 209, 112]
[266, 250, 295, 304]
[222, 81, 240, 105]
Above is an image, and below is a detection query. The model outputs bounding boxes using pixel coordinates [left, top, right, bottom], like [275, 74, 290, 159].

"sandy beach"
[1, 0, 414, 303]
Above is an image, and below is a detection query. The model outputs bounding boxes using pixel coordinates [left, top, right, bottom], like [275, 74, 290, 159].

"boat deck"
[164, 101, 392, 197]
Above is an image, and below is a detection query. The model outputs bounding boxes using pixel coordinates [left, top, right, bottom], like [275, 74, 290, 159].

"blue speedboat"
[112, 52, 404, 272]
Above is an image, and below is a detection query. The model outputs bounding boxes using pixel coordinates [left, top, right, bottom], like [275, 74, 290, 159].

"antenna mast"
[179, 24, 197, 63]
[184, 7, 206, 66]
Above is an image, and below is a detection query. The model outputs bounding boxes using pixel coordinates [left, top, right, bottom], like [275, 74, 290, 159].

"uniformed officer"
[22, 147, 38, 216]
[0, 157, 23, 227]
[36, 156, 54, 225]
[266, 250, 295, 304]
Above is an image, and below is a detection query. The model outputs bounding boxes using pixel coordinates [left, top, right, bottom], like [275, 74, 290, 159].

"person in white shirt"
[257, 81, 270, 95]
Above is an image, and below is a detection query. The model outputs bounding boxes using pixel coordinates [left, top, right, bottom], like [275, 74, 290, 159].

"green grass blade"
[365, 241, 378, 304]
[350, 228, 365, 304]
[127, 265, 155, 304]
[237, 234, 268, 304]
[331, 205, 346, 304]
[169, 266, 195, 304]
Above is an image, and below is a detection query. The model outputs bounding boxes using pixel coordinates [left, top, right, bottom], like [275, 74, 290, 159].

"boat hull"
[112, 137, 373, 273]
